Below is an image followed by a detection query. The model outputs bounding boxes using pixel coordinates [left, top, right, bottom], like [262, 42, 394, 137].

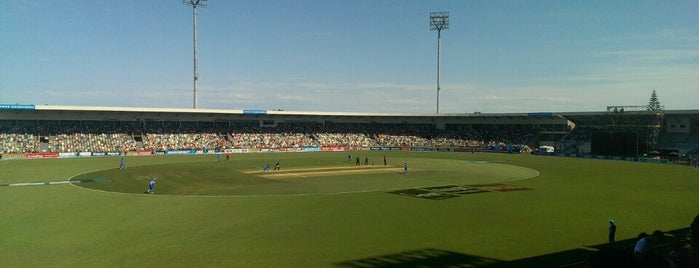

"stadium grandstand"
[1, 104, 698, 163]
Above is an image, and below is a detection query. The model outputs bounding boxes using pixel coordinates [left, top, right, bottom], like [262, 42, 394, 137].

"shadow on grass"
[336, 248, 500, 268]
[335, 227, 690, 268]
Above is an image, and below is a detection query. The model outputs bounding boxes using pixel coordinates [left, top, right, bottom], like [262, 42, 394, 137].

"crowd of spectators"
[49, 133, 138, 153]
[0, 132, 39, 154]
[0, 121, 537, 154]
[0, 123, 139, 154]
[145, 132, 225, 152]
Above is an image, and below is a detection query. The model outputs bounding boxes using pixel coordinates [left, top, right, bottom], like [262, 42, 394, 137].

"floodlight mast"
[184, 0, 207, 109]
[430, 12, 449, 114]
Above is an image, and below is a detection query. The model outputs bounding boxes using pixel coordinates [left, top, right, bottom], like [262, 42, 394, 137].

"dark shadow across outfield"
[335, 227, 690, 268]
[336, 248, 500, 268]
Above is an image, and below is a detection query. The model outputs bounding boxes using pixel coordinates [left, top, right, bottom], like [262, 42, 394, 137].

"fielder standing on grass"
[147, 177, 157, 194]
[608, 219, 616, 245]
[404, 162, 409, 174]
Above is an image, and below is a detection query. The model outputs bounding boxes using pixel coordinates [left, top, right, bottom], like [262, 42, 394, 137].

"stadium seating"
[0, 121, 541, 154]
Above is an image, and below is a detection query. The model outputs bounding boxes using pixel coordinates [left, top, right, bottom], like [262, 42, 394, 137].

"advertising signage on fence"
[164, 150, 191, 155]
[370, 147, 401, 151]
[243, 110, 267, 115]
[137, 150, 153, 156]
[224, 149, 248, 154]
[0, 104, 35, 110]
[26, 152, 59, 158]
[321, 146, 346, 151]
[60, 153, 78, 158]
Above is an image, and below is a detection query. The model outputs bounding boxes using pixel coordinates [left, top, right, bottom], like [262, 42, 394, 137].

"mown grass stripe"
[2, 180, 86, 187]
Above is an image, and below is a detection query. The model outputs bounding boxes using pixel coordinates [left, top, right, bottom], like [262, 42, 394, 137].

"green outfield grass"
[1, 151, 697, 267]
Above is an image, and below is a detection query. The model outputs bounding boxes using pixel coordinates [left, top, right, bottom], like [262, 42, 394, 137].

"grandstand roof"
[31, 104, 545, 117]
[0, 104, 576, 127]
[3, 104, 695, 126]
[559, 109, 699, 126]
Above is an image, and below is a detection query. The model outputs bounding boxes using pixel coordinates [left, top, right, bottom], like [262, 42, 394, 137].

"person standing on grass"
[383, 155, 387, 167]
[608, 219, 616, 245]
[404, 162, 409, 174]
[120, 157, 126, 169]
[274, 162, 280, 171]
[147, 177, 157, 194]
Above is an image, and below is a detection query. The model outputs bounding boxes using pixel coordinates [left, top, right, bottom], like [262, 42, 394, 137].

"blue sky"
[1, 0, 697, 113]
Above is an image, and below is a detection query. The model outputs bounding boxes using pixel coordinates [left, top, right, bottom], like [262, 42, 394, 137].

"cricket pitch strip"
[243, 165, 405, 179]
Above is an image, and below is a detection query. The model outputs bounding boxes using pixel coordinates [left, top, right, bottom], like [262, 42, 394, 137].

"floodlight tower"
[184, 0, 207, 109]
[430, 11, 449, 114]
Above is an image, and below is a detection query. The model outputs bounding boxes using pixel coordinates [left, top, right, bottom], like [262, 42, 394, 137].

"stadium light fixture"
[184, 0, 207, 109]
[430, 11, 449, 114]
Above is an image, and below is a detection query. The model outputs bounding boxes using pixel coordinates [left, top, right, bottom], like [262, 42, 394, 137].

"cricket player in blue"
[147, 177, 157, 194]
[263, 163, 270, 172]
[217, 154, 222, 163]
[119, 157, 126, 169]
